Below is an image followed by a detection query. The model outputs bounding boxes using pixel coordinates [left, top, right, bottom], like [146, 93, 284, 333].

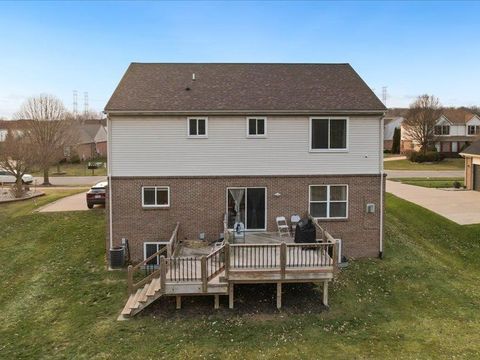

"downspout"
[107, 114, 113, 251]
[379, 114, 385, 259]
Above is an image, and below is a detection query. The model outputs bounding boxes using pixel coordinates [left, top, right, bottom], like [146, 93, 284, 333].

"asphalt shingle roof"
[461, 139, 480, 156]
[105, 63, 386, 113]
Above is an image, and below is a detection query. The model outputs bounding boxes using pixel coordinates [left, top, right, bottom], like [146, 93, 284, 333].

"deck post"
[127, 265, 133, 294]
[280, 242, 286, 279]
[160, 256, 166, 294]
[214, 294, 220, 309]
[201, 256, 208, 293]
[322, 280, 329, 307]
[229, 283, 234, 309]
[224, 242, 230, 279]
[276, 282, 282, 309]
[176, 295, 182, 310]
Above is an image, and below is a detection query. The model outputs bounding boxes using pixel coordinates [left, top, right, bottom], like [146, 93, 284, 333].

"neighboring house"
[460, 140, 480, 191]
[74, 121, 108, 160]
[0, 120, 28, 141]
[383, 108, 406, 150]
[401, 108, 480, 155]
[105, 63, 386, 316]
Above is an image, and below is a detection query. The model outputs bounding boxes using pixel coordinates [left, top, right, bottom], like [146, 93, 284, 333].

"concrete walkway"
[386, 180, 480, 225]
[385, 170, 464, 179]
[37, 191, 104, 212]
[384, 155, 407, 161]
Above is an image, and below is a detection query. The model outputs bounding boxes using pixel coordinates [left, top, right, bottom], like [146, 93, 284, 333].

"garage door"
[474, 165, 480, 191]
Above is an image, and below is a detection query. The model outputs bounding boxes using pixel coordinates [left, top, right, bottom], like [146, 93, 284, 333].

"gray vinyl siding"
[109, 115, 382, 176]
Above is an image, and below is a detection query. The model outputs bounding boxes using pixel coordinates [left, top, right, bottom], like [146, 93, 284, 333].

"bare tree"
[403, 95, 443, 154]
[0, 129, 34, 197]
[15, 94, 77, 185]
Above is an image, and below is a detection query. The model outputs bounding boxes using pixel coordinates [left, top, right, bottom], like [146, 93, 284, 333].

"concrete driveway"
[386, 180, 480, 225]
[37, 191, 105, 212]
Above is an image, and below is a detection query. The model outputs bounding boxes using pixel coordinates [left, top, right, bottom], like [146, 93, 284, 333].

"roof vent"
[192, 73, 196, 81]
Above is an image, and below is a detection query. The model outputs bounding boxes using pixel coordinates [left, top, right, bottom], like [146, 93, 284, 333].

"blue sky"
[0, 1, 479, 117]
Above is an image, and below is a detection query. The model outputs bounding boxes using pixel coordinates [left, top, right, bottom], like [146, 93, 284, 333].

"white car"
[0, 169, 34, 184]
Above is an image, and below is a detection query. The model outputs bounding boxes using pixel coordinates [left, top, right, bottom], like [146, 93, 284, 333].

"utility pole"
[83, 92, 89, 116]
[382, 86, 388, 107]
[73, 90, 78, 117]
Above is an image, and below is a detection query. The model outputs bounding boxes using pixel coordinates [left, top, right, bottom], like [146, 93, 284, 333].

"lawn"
[31, 162, 107, 177]
[1, 192, 480, 358]
[384, 158, 465, 171]
[390, 177, 465, 188]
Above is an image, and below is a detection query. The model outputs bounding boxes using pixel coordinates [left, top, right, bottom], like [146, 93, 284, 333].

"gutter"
[107, 115, 113, 251]
[379, 114, 385, 259]
[104, 109, 386, 117]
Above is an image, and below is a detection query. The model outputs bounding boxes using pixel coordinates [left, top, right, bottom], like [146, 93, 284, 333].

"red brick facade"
[108, 174, 384, 262]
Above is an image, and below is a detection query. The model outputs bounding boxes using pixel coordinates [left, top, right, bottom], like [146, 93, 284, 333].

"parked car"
[0, 168, 34, 184]
[86, 181, 107, 209]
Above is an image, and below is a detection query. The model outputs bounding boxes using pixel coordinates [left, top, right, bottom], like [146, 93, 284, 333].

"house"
[105, 63, 386, 316]
[401, 108, 480, 155]
[74, 120, 108, 160]
[383, 109, 406, 150]
[460, 139, 480, 191]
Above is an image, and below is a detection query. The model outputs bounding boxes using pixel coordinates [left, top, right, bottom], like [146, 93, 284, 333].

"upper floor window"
[142, 186, 170, 208]
[188, 117, 208, 138]
[468, 125, 480, 135]
[309, 185, 348, 219]
[434, 125, 450, 135]
[247, 117, 267, 137]
[310, 118, 347, 151]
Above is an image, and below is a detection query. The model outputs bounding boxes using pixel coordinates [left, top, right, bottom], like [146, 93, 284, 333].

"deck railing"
[206, 245, 226, 281]
[230, 243, 280, 268]
[127, 222, 180, 294]
[166, 257, 202, 282]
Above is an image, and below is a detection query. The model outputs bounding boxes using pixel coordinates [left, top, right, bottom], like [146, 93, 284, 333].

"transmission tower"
[83, 92, 89, 115]
[382, 86, 388, 107]
[73, 90, 78, 117]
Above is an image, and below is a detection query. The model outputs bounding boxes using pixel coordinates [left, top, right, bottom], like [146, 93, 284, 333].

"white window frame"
[309, 117, 349, 152]
[308, 184, 348, 220]
[434, 125, 450, 136]
[246, 117, 267, 138]
[143, 242, 168, 266]
[467, 125, 480, 136]
[142, 186, 170, 208]
[187, 117, 208, 138]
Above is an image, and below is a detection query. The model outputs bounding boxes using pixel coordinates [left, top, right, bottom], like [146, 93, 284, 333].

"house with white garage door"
[460, 139, 480, 191]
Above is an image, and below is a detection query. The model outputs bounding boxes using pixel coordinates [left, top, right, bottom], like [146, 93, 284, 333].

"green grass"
[384, 158, 465, 171]
[390, 177, 465, 188]
[31, 162, 107, 177]
[1, 192, 480, 358]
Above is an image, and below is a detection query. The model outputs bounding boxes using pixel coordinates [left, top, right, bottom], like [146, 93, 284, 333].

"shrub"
[392, 128, 401, 154]
[408, 151, 443, 163]
[384, 149, 391, 154]
[453, 181, 462, 189]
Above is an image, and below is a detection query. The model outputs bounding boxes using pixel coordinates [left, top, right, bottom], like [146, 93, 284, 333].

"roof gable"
[105, 63, 386, 113]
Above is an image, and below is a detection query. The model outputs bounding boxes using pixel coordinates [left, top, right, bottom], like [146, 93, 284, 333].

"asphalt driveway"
[386, 180, 480, 225]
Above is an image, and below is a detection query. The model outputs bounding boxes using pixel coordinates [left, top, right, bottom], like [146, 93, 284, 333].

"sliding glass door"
[227, 187, 266, 230]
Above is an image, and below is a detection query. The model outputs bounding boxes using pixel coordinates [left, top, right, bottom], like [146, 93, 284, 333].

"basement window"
[188, 117, 208, 137]
[142, 186, 170, 208]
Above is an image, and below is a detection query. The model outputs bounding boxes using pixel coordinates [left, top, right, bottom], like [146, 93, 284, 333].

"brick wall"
[108, 174, 384, 262]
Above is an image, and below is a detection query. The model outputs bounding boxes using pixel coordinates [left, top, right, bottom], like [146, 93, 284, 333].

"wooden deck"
[119, 220, 339, 319]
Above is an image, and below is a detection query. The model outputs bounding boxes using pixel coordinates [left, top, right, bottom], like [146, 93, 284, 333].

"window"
[144, 242, 167, 266]
[434, 125, 450, 135]
[309, 185, 348, 219]
[142, 186, 170, 208]
[247, 117, 266, 137]
[310, 118, 347, 151]
[468, 125, 480, 135]
[187, 117, 208, 137]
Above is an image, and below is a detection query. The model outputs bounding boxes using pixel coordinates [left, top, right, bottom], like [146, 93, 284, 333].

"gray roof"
[461, 139, 480, 156]
[105, 63, 386, 113]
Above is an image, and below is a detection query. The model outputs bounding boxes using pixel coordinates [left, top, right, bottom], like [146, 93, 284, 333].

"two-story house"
[105, 63, 386, 267]
[401, 108, 480, 154]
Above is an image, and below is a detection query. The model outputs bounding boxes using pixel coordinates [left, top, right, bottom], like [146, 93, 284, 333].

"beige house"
[460, 140, 480, 191]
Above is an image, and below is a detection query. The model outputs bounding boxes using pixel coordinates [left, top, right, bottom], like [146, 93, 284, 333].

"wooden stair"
[119, 277, 163, 320]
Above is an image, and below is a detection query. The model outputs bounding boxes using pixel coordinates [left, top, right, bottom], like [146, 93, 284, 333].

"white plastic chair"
[276, 216, 291, 237]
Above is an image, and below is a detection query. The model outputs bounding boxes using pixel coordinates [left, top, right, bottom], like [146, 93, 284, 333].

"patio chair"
[276, 216, 291, 237]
